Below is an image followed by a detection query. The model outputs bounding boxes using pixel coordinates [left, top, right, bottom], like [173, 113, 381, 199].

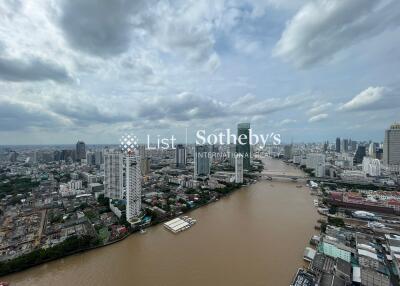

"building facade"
[336, 137, 341, 153]
[125, 154, 142, 221]
[236, 123, 251, 170]
[175, 144, 186, 168]
[383, 123, 400, 166]
[76, 141, 86, 161]
[104, 152, 123, 199]
[194, 145, 210, 178]
[235, 154, 243, 184]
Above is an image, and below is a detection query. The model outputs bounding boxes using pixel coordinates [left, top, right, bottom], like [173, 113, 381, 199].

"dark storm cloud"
[59, 0, 151, 57]
[47, 101, 134, 125]
[0, 57, 71, 82]
[0, 100, 63, 131]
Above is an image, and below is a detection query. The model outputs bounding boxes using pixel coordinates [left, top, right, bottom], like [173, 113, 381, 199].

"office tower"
[350, 140, 357, 152]
[335, 137, 341, 153]
[235, 154, 243, 184]
[175, 144, 186, 168]
[383, 123, 400, 166]
[368, 142, 379, 158]
[283, 145, 293, 160]
[194, 145, 210, 178]
[125, 154, 142, 221]
[353, 145, 366, 164]
[104, 152, 123, 199]
[343, 139, 349, 152]
[76, 141, 86, 161]
[95, 150, 104, 166]
[236, 123, 251, 170]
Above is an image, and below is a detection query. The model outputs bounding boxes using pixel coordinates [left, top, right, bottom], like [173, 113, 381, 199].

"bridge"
[260, 170, 309, 181]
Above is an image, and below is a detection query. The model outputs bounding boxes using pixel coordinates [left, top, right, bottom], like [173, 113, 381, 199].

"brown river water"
[4, 157, 320, 286]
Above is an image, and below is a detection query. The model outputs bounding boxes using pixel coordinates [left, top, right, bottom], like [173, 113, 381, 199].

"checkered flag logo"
[120, 134, 139, 153]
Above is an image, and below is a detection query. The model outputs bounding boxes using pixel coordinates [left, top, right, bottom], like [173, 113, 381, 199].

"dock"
[164, 216, 197, 233]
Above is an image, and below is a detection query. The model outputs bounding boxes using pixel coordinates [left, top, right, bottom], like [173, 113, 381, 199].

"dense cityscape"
[0, 122, 399, 285]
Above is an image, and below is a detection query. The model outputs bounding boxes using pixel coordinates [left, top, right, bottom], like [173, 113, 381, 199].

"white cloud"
[308, 113, 328, 123]
[274, 0, 400, 68]
[307, 102, 332, 116]
[339, 86, 393, 111]
[278, 119, 297, 126]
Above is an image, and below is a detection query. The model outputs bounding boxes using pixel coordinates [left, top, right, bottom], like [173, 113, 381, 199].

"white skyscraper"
[104, 152, 123, 199]
[235, 154, 243, 184]
[125, 154, 142, 221]
[383, 123, 400, 166]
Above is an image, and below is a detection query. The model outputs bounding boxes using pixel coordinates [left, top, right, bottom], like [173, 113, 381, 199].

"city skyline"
[1, 0, 399, 144]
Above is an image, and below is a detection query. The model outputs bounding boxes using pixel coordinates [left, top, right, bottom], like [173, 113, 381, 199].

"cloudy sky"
[1, 0, 399, 145]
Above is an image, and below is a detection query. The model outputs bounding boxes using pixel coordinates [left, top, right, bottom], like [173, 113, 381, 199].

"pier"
[163, 216, 197, 233]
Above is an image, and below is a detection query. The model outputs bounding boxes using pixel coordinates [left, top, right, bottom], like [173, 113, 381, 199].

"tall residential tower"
[125, 154, 142, 221]
[236, 123, 251, 170]
[104, 152, 123, 199]
[383, 123, 400, 166]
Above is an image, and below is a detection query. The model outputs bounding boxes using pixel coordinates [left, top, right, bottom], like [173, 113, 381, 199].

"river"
[4, 157, 320, 286]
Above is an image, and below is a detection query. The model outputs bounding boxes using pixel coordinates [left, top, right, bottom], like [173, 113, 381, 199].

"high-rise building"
[343, 139, 349, 152]
[104, 152, 123, 199]
[175, 144, 186, 168]
[336, 137, 341, 153]
[237, 123, 251, 170]
[229, 144, 236, 167]
[95, 150, 104, 166]
[368, 142, 379, 158]
[125, 154, 142, 221]
[383, 123, 400, 166]
[283, 145, 293, 160]
[376, 148, 383, 160]
[76, 141, 86, 161]
[235, 154, 243, 184]
[350, 140, 357, 152]
[353, 145, 366, 164]
[194, 145, 210, 178]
